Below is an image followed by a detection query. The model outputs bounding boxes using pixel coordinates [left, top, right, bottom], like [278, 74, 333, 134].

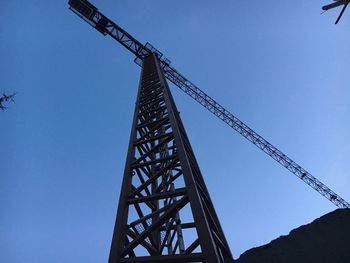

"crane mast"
[68, 0, 349, 209]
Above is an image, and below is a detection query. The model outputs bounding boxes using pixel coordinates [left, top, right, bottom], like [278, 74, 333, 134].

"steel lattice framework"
[108, 54, 234, 263]
[69, 0, 349, 209]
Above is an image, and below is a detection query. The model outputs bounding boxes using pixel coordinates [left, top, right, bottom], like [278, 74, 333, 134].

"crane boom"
[68, 0, 349, 208]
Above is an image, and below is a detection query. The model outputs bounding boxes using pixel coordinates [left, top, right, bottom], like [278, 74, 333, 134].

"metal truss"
[69, 0, 349, 209]
[162, 64, 350, 209]
[108, 54, 234, 263]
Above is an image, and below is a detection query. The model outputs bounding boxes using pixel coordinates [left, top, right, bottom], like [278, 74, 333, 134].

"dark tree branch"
[0, 92, 16, 111]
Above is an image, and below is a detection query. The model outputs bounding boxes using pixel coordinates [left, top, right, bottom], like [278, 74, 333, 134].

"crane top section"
[69, 0, 171, 66]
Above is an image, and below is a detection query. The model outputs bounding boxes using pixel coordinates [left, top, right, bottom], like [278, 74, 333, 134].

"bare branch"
[0, 92, 16, 111]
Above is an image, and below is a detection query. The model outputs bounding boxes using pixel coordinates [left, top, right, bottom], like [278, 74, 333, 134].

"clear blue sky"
[1, 0, 349, 261]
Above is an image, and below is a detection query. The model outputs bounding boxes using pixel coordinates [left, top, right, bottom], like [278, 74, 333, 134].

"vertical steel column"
[108, 54, 234, 263]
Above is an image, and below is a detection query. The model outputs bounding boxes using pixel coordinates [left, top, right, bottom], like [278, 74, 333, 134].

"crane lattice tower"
[68, 0, 350, 262]
[109, 53, 234, 263]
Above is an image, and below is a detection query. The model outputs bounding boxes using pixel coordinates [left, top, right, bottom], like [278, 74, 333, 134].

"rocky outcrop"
[236, 209, 350, 263]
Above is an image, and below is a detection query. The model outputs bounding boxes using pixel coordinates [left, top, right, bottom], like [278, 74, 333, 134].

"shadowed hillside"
[236, 209, 350, 263]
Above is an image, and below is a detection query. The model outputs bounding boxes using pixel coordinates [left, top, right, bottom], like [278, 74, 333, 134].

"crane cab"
[69, 0, 109, 35]
[68, 0, 97, 20]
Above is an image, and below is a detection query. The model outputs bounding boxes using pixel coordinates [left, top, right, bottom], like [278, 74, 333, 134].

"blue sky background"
[1, 0, 349, 262]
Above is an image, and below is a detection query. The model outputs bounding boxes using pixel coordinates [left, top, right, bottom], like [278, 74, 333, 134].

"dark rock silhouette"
[236, 209, 350, 263]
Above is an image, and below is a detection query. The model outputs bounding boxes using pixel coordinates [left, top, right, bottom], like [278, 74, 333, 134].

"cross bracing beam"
[68, 0, 349, 209]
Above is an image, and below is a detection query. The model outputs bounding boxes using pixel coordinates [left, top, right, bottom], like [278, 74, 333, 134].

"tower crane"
[68, 0, 349, 209]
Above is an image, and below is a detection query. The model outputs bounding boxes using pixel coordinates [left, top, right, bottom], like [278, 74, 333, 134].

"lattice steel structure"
[68, 0, 350, 261]
[108, 54, 234, 263]
[68, 0, 349, 209]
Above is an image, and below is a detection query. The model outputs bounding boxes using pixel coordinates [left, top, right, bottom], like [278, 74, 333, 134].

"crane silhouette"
[69, 0, 348, 209]
[68, 1, 349, 262]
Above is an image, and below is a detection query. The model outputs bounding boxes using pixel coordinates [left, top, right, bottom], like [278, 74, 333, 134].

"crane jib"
[68, 0, 350, 208]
